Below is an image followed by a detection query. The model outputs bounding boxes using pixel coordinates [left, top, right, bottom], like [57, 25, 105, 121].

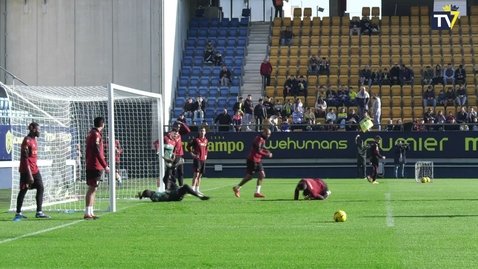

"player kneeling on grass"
[294, 178, 331, 200]
[138, 184, 210, 202]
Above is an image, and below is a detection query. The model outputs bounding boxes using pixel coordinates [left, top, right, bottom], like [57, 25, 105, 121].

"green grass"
[1, 178, 478, 268]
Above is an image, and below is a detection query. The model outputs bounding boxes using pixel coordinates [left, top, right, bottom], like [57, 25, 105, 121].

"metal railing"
[0, 66, 28, 86]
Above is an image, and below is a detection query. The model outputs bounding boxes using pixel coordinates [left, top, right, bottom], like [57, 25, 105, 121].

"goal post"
[1, 82, 164, 213]
[415, 161, 434, 183]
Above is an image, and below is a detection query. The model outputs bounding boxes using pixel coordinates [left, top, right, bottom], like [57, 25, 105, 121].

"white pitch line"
[385, 193, 395, 227]
[0, 184, 232, 245]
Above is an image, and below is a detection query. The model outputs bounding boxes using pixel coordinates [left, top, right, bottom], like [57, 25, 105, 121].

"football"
[421, 177, 427, 183]
[334, 210, 347, 222]
[426, 177, 431, 183]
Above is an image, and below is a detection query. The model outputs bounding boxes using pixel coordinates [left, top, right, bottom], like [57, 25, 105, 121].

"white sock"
[193, 186, 198, 192]
[236, 185, 242, 190]
[117, 176, 122, 183]
[157, 187, 161, 192]
[91, 207, 94, 216]
[196, 186, 200, 193]
[36, 211, 42, 214]
[85, 206, 92, 215]
[256, 186, 261, 193]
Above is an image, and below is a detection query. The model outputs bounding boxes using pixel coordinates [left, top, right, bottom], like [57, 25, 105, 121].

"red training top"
[294, 178, 328, 200]
[86, 128, 108, 171]
[19, 135, 39, 174]
[260, 62, 272, 76]
[187, 137, 208, 161]
[172, 122, 191, 156]
[247, 135, 270, 163]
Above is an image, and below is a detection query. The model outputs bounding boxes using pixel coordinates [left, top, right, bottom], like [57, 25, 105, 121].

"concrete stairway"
[241, 21, 271, 101]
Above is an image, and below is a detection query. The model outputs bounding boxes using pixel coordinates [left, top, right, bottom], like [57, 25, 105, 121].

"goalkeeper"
[138, 184, 210, 202]
[294, 178, 331, 200]
[160, 128, 185, 190]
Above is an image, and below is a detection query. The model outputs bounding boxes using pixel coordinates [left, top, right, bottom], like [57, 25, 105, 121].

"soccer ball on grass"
[421, 177, 431, 183]
[333, 210, 347, 222]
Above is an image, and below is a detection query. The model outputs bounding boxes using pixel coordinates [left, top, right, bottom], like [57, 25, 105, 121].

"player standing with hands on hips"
[367, 135, 386, 184]
[14, 122, 51, 221]
[187, 126, 208, 194]
[84, 117, 109, 220]
[233, 128, 273, 198]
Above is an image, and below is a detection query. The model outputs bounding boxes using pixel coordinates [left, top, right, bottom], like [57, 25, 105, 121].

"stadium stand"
[267, 6, 478, 127]
[171, 12, 250, 126]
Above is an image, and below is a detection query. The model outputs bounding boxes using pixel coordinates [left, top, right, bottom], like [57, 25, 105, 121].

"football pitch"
[0, 178, 477, 268]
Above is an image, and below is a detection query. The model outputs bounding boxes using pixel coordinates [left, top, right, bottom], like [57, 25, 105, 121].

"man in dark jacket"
[214, 109, 232, 132]
[394, 140, 409, 179]
[355, 135, 370, 179]
[233, 97, 244, 114]
[244, 95, 254, 131]
[283, 75, 298, 98]
[390, 63, 400, 85]
[254, 98, 267, 132]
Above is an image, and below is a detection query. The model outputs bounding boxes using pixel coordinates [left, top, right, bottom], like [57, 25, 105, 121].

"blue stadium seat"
[187, 37, 196, 47]
[192, 67, 202, 76]
[188, 86, 198, 97]
[237, 37, 247, 47]
[179, 76, 189, 87]
[193, 118, 203, 125]
[205, 108, 215, 118]
[219, 28, 229, 37]
[190, 18, 200, 28]
[209, 28, 219, 37]
[186, 118, 192, 125]
[197, 37, 207, 47]
[226, 37, 236, 46]
[195, 8, 205, 18]
[181, 66, 192, 77]
[184, 56, 193, 66]
[228, 109, 234, 117]
[208, 37, 217, 46]
[175, 97, 185, 108]
[215, 108, 224, 115]
[177, 87, 187, 97]
[215, 46, 225, 55]
[230, 18, 239, 27]
[170, 119, 177, 126]
[205, 118, 214, 126]
[189, 28, 199, 37]
[189, 76, 200, 87]
[202, 66, 212, 77]
[199, 29, 209, 37]
[224, 57, 234, 66]
[207, 98, 217, 107]
[173, 108, 183, 118]
[235, 57, 244, 66]
[241, 9, 251, 18]
[185, 47, 195, 57]
[239, 28, 248, 37]
[220, 18, 230, 27]
[210, 78, 220, 87]
[233, 66, 242, 76]
[209, 86, 219, 97]
[236, 47, 245, 56]
[240, 18, 249, 26]
[210, 18, 220, 27]
[231, 77, 241, 86]
[200, 18, 210, 27]
[230, 86, 239, 96]
[217, 37, 226, 47]
[198, 86, 208, 97]
[225, 48, 235, 57]
[213, 66, 222, 77]
[193, 56, 203, 66]
[229, 27, 239, 37]
[217, 97, 227, 108]
[219, 87, 229, 97]
[227, 97, 237, 107]
[200, 77, 210, 87]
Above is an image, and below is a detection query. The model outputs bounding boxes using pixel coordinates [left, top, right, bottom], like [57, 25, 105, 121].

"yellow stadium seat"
[332, 16, 341, 26]
[265, 86, 275, 97]
[272, 27, 281, 36]
[431, 45, 441, 55]
[413, 107, 423, 119]
[271, 37, 280, 46]
[381, 56, 391, 66]
[391, 27, 400, 35]
[283, 17, 292, 27]
[402, 45, 410, 55]
[310, 46, 319, 55]
[351, 36, 359, 46]
[270, 46, 279, 57]
[461, 25, 470, 35]
[277, 76, 286, 86]
[391, 45, 400, 56]
[372, 7, 380, 17]
[401, 16, 410, 27]
[288, 67, 298, 76]
[451, 46, 461, 56]
[413, 86, 422, 97]
[402, 85, 412, 96]
[401, 36, 410, 46]
[331, 36, 340, 46]
[422, 55, 431, 65]
[338, 76, 348, 85]
[411, 6, 419, 16]
[322, 17, 331, 26]
[361, 36, 370, 46]
[370, 36, 379, 46]
[410, 16, 420, 26]
[391, 16, 400, 25]
[471, 6, 478, 15]
[403, 107, 413, 118]
[350, 46, 359, 56]
[362, 7, 370, 17]
[461, 16, 470, 26]
[299, 66, 308, 75]
[329, 55, 339, 66]
[329, 75, 338, 85]
[289, 56, 298, 66]
[445, 106, 456, 116]
[341, 46, 350, 57]
[382, 97, 391, 106]
[330, 46, 339, 56]
[402, 27, 410, 36]
[381, 46, 390, 56]
[382, 16, 390, 26]
[280, 46, 289, 56]
[308, 76, 317, 87]
[411, 46, 420, 56]
[382, 108, 391, 118]
[350, 55, 359, 65]
[420, 6, 429, 16]
[292, 27, 301, 36]
[318, 75, 328, 84]
[339, 56, 348, 66]
[462, 44, 472, 54]
[273, 17, 282, 27]
[342, 16, 350, 26]
[349, 75, 359, 84]
[381, 25, 390, 35]
[433, 55, 442, 66]
[320, 46, 329, 57]
[293, 8, 302, 18]
[299, 47, 309, 57]
[302, 19, 311, 30]
[304, 8, 312, 18]
[442, 35, 451, 46]
[392, 96, 402, 107]
[338, 67, 348, 76]
[413, 96, 422, 107]
[278, 66, 287, 76]
[392, 108, 402, 118]
[403, 96, 412, 106]
[312, 17, 321, 26]
[299, 56, 308, 66]
[370, 85, 380, 95]
[411, 56, 421, 67]
[311, 26, 320, 36]
[341, 36, 350, 46]
[371, 56, 380, 65]
[290, 46, 299, 56]
[420, 16, 429, 26]
[468, 95, 477, 106]
[269, 57, 279, 66]
[321, 36, 330, 47]
[340, 27, 349, 36]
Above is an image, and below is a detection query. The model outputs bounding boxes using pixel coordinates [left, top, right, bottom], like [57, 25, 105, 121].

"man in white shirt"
[372, 93, 381, 131]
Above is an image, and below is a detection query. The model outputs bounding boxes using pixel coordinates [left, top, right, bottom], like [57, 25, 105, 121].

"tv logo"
[432, 5, 460, 30]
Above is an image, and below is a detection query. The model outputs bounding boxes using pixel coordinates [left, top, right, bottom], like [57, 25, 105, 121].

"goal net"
[415, 161, 434, 183]
[1, 82, 164, 213]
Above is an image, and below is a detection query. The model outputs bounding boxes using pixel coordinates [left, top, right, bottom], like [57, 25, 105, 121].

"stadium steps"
[243, 22, 271, 100]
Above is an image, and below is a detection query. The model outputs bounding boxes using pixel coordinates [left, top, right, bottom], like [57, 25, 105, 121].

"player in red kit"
[172, 121, 190, 186]
[367, 135, 386, 184]
[14, 122, 51, 220]
[232, 128, 272, 198]
[294, 178, 331, 200]
[187, 126, 208, 194]
[84, 117, 109, 220]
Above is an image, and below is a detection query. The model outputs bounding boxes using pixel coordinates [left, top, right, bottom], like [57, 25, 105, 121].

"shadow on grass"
[364, 214, 478, 218]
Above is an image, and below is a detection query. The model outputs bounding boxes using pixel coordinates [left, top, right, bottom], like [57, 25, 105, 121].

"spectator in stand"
[372, 93, 382, 131]
[437, 89, 446, 107]
[243, 95, 254, 131]
[272, 0, 283, 18]
[443, 63, 455, 86]
[422, 66, 434, 85]
[269, 113, 280, 132]
[472, 118, 478, 131]
[193, 95, 206, 119]
[460, 122, 470, 131]
[390, 63, 400, 85]
[291, 107, 303, 124]
[325, 86, 337, 107]
[371, 69, 381, 86]
[356, 86, 370, 118]
[455, 64, 466, 84]
[317, 85, 326, 98]
[260, 58, 272, 88]
[280, 26, 293, 46]
[263, 96, 274, 117]
[336, 85, 349, 106]
[468, 107, 477, 122]
[413, 119, 427, 131]
[381, 68, 390, 85]
[204, 40, 214, 64]
[281, 117, 291, 132]
[214, 108, 232, 132]
[176, 114, 186, 124]
[456, 106, 468, 124]
[347, 108, 360, 124]
[283, 75, 298, 99]
[446, 118, 460, 131]
[233, 97, 244, 114]
[446, 111, 455, 122]
[274, 99, 283, 115]
[423, 86, 437, 110]
[348, 87, 357, 106]
[308, 54, 320, 74]
[200, 120, 210, 132]
[183, 97, 194, 119]
[254, 98, 267, 131]
[315, 97, 327, 118]
[435, 110, 446, 123]
[304, 107, 315, 124]
[213, 51, 223, 66]
[293, 98, 304, 113]
[424, 108, 435, 130]
[456, 84, 467, 106]
[305, 119, 315, 131]
[297, 76, 308, 101]
[189, 121, 198, 132]
[326, 108, 336, 123]
[349, 17, 361, 36]
[232, 111, 242, 132]
[360, 16, 372, 36]
[336, 107, 348, 129]
[385, 119, 394, 131]
[445, 87, 456, 108]
[433, 64, 444, 85]
[435, 119, 446, 131]
[325, 119, 336, 131]
[359, 65, 372, 86]
[393, 119, 404, 131]
[399, 64, 414, 86]
[345, 118, 358, 131]
[282, 99, 293, 118]
[319, 57, 330, 75]
[219, 65, 232, 86]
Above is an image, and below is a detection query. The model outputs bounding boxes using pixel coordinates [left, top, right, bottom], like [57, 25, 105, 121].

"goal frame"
[414, 161, 434, 183]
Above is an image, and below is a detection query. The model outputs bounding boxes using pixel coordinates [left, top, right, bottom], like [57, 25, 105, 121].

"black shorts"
[193, 159, 206, 175]
[246, 159, 263, 175]
[86, 169, 104, 187]
[20, 172, 42, 190]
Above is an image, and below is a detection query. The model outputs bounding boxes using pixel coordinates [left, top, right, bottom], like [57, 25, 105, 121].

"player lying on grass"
[137, 184, 210, 202]
[294, 178, 331, 200]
